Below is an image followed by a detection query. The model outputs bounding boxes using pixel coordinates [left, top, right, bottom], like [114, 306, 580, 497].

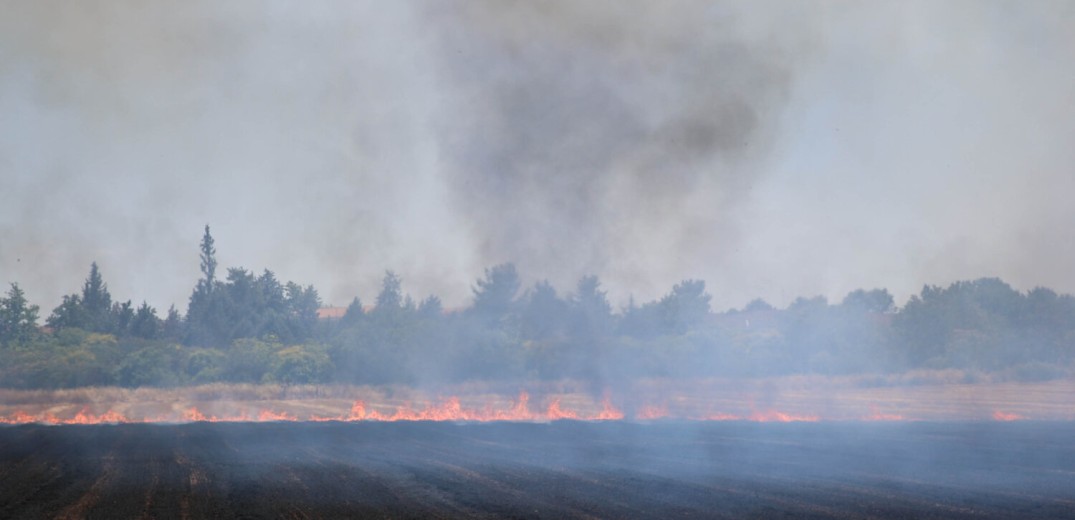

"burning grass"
[1, 372, 1073, 425]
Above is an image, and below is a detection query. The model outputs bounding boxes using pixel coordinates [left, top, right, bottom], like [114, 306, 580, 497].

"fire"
[992, 411, 1024, 421]
[0, 407, 131, 425]
[545, 398, 579, 420]
[700, 412, 741, 421]
[0, 391, 626, 425]
[636, 405, 669, 420]
[594, 398, 625, 420]
[0, 410, 38, 424]
[344, 392, 621, 422]
[0, 389, 1047, 426]
[747, 410, 820, 423]
[183, 407, 209, 422]
[865, 405, 905, 421]
[0, 401, 817, 425]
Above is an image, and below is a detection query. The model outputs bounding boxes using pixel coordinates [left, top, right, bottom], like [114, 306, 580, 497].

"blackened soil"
[2, 420, 1074, 519]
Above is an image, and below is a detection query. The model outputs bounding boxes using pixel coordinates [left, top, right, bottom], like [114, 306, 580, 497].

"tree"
[569, 275, 613, 340]
[520, 280, 568, 341]
[417, 295, 443, 319]
[129, 302, 161, 340]
[841, 289, 895, 313]
[186, 226, 219, 345]
[284, 281, 321, 341]
[221, 267, 259, 341]
[183, 226, 323, 346]
[657, 279, 711, 335]
[890, 279, 1019, 369]
[618, 295, 658, 338]
[199, 225, 217, 291]
[0, 283, 39, 347]
[469, 263, 521, 325]
[743, 298, 774, 312]
[374, 271, 404, 312]
[81, 262, 113, 332]
[46, 294, 83, 330]
[341, 297, 364, 327]
[161, 305, 182, 340]
[46, 263, 115, 333]
[111, 300, 134, 335]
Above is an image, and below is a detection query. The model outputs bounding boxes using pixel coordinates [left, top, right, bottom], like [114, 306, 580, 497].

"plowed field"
[2, 421, 1074, 519]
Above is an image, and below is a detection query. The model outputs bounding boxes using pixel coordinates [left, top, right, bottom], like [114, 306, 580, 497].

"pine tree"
[0, 283, 39, 346]
[186, 226, 220, 346]
[129, 301, 161, 340]
[81, 262, 113, 332]
[200, 225, 217, 291]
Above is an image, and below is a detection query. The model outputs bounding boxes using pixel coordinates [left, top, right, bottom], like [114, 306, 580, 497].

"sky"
[2, 1, 1073, 313]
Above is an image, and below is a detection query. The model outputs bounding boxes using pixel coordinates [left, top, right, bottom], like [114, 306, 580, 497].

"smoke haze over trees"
[2, 2, 1075, 317]
[1, 228, 1074, 390]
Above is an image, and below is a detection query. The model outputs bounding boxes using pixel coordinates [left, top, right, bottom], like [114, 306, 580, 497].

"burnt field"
[2, 421, 1074, 519]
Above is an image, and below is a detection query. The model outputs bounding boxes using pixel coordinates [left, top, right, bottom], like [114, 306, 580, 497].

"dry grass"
[2, 374, 1074, 422]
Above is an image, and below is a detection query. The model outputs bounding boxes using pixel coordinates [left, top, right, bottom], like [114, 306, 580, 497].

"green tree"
[199, 224, 217, 290]
[417, 295, 443, 319]
[743, 298, 774, 312]
[186, 226, 219, 346]
[161, 305, 182, 340]
[111, 300, 134, 334]
[341, 297, 364, 327]
[568, 275, 614, 340]
[46, 263, 115, 333]
[81, 262, 113, 332]
[520, 280, 568, 341]
[657, 279, 711, 335]
[0, 283, 39, 347]
[284, 281, 321, 342]
[269, 345, 330, 385]
[469, 263, 521, 326]
[129, 301, 161, 340]
[46, 294, 84, 330]
[374, 271, 404, 312]
[841, 288, 895, 313]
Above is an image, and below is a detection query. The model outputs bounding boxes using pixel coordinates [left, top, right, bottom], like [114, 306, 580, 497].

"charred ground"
[2, 420, 1074, 519]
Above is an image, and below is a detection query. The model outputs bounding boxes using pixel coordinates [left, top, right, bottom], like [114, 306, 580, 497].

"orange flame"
[545, 398, 579, 420]
[992, 411, 1024, 421]
[865, 405, 905, 421]
[747, 410, 820, 423]
[636, 405, 669, 420]
[0, 391, 1045, 425]
[258, 409, 298, 421]
[700, 412, 742, 421]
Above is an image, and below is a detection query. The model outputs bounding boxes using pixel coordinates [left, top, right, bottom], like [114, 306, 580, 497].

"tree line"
[2, 227, 1074, 389]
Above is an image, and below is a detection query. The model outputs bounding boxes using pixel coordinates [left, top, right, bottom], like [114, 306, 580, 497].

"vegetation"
[1, 227, 1074, 389]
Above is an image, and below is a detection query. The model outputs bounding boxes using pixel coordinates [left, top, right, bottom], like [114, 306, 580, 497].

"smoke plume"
[1, 1, 1073, 312]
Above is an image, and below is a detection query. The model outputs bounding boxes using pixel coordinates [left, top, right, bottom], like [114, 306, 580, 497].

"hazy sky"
[2, 1, 1073, 313]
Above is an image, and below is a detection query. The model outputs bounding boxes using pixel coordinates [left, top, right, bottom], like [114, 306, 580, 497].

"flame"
[545, 398, 579, 420]
[258, 409, 297, 421]
[992, 410, 1024, 421]
[636, 405, 669, 420]
[865, 405, 905, 421]
[0, 389, 1047, 425]
[747, 410, 820, 423]
[0, 401, 816, 425]
[183, 407, 209, 422]
[700, 412, 742, 421]
[593, 398, 625, 420]
[0, 391, 627, 425]
[0, 407, 130, 425]
[0, 410, 38, 424]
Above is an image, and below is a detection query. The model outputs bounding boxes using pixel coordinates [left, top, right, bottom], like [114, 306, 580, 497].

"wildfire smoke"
[1, 374, 1072, 426]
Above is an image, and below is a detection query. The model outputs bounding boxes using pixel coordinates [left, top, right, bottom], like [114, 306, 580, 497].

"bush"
[268, 345, 330, 385]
